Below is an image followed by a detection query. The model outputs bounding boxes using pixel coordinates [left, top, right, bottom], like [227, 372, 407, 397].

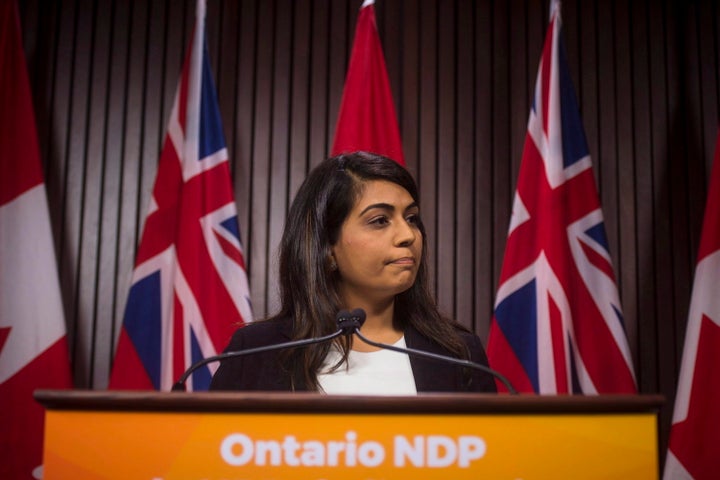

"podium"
[35, 390, 662, 479]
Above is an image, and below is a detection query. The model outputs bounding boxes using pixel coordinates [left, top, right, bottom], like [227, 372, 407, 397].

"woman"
[210, 152, 496, 394]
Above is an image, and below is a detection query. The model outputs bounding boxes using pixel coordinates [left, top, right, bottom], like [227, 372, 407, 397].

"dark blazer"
[210, 317, 497, 393]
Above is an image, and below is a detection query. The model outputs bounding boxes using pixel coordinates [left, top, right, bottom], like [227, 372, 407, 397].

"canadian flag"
[663, 130, 720, 480]
[0, 0, 73, 478]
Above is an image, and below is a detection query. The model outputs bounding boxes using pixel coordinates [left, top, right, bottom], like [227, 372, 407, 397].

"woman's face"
[331, 180, 423, 307]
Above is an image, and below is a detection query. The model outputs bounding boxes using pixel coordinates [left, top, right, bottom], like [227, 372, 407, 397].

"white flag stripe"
[0, 185, 66, 383]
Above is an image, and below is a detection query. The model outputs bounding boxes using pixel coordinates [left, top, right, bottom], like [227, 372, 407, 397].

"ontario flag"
[663, 130, 720, 480]
[331, 0, 405, 165]
[486, 0, 636, 394]
[0, 0, 73, 477]
[109, 0, 252, 392]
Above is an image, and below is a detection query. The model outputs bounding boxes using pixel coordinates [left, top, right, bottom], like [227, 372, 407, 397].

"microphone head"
[336, 308, 366, 335]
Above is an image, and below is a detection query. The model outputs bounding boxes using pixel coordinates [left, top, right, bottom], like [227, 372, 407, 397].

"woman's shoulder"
[407, 321, 486, 359]
[430, 321, 481, 346]
[227, 316, 294, 347]
[453, 324, 482, 344]
[450, 325, 489, 363]
[239, 315, 292, 332]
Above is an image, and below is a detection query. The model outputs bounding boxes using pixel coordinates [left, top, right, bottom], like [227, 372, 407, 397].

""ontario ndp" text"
[220, 431, 486, 468]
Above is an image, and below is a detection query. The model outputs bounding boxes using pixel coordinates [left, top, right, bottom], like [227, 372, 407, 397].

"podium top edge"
[34, 390, 665, 414]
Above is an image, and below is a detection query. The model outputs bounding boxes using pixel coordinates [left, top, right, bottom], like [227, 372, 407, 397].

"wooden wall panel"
[115, 0, 150, 350]
[308, 1, 331, 169]
[455, 0, 475, 330]
[80, 0, 111, 386]
[473, 0, 494, 342]
[398, 0, 419, 177]
[417, 0, 439, 295]
[630, 0, 658, 394]
[614, 0, 637, 369]
[697, 1, 720, 166]
[247, 0, 273, 318]
[267, 0, 293, 317]
[15, 0, 720, 459]
[491, 0, 512, 299]
[436, 0, 456, 320]
[95, 0, 130, 384]
[231, 0, 257, 299]
[288, 0, 312, 197]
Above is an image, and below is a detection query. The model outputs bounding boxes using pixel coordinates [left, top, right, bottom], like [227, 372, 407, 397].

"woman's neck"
[342, 298, 402, 352]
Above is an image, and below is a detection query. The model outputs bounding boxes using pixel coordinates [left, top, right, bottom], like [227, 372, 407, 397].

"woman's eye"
[406, 213, 420, 225]
[369, 216, 389, 226]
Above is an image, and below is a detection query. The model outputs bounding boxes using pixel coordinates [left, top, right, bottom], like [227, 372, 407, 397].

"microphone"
[171, 311, 350, 391]
[336, 308, 367, 334]
[337, 308, 518, 394]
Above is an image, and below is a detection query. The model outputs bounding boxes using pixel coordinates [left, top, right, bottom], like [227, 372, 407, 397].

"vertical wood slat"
[214, 0, 240, 176]
[137, 0, 168, 275]
[21, 0, 57, 177]
[115, 0, 151, 348]
[436, 0, 456, 318]
[399, 0, 420, 177]
[378, 0, 403, 137]
[14, 0, 720, 456]
[248, 0, 274, 318]
[683, 0, 712, 302]
[455, 0, 475, 330]
[50, 0, 77, 365]
[491, 0, 511, 292]
[308, 1, 330, 170]
[80, 0, 111, 386]
[288, 0, 312, 198]
[96, 0, 131, 386]
[648, 0, 678, 408]
[630, 0, 657, 393]
[267, 0, 293, 316]
[418, 0, 439, 294]
[698, 1, 720, 168]
[669, 0, 696, 367]
[233, 0, 257, 301]
[597, 0, 619, 264]
[653, 0, 685, 391]
[473, 0, 493, 342]
[327, 0, 350, 156]
[579, 1, 600, 197]
[64, 0, 94, 385]
[509, 0, 528, 188]
[613, 0, 638, 370]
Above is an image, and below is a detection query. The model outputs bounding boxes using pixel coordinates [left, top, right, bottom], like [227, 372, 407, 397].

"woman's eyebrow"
[359, 202, 394, 216]
[358, 201, 419, 216]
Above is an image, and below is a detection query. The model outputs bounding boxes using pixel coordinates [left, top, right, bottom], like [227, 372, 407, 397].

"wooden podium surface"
[36, 390, 663, 479]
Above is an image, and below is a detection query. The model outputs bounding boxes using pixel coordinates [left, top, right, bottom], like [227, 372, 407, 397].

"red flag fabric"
[663, 130, 720, 479]
[486, 0, 636, 394]
[0, 0, 73, 477]
[331, 0, 405, 165]
[109, 0, 252, 391]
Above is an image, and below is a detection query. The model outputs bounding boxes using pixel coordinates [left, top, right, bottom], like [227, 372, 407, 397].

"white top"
[317, 336, 417, 396]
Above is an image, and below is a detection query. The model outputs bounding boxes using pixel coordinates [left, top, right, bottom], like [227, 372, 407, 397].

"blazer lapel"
[404, 325, 458, 392]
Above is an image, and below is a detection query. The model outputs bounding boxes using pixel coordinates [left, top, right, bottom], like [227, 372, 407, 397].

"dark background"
[17, 0, 720, 462]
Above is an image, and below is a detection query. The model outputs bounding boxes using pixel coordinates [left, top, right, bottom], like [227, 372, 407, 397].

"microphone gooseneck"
[171, 314, 351, 392]
[337, 308, 518, 395]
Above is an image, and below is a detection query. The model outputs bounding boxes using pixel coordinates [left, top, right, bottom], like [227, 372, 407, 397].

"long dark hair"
[274, 151, 469, 390]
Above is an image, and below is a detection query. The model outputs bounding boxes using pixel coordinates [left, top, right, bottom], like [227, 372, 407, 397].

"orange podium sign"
[35, 391, 662, 480]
